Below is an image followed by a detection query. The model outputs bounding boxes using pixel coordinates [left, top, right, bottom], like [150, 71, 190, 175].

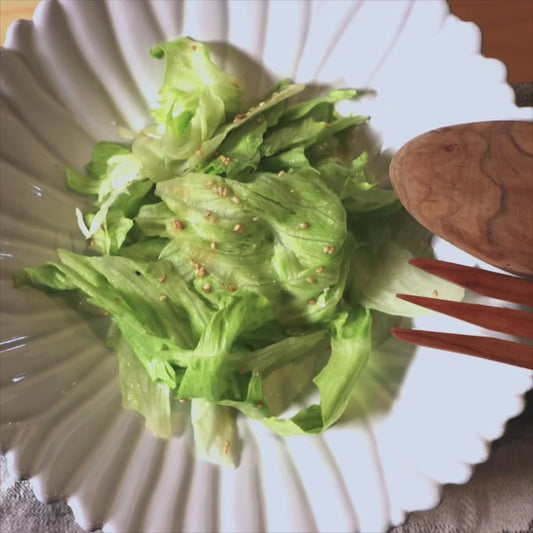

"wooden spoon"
[389, 121, 533, 277]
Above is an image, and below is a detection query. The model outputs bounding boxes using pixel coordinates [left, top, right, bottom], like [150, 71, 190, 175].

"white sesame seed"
[196, 266, 208, 278]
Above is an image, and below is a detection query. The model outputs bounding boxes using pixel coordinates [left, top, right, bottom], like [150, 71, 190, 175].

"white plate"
[1, 1, 531, 532]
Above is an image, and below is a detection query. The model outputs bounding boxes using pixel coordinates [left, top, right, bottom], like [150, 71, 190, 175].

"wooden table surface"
[1, 0, 532, 82]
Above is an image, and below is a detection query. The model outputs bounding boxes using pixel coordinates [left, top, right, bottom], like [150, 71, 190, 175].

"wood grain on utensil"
[390, 121, 533, 277]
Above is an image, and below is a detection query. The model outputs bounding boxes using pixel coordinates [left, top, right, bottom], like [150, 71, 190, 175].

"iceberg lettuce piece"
[191, 399, 241, 468]
[16, 36, 465, 468]
[113, 328, 189, 439]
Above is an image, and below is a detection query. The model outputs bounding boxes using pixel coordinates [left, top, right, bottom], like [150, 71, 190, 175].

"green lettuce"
[15, 36, 463, 467]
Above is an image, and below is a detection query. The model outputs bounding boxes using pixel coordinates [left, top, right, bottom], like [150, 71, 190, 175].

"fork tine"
[397, 293, 533, 340]
[391, 328, 533, 370]
[409, 258, 533, 306]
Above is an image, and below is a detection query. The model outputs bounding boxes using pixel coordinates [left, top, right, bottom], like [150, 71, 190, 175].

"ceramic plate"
[1, 1, 531, 532]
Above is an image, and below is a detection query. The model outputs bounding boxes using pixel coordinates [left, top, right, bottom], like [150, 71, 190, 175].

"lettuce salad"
[15, 38, 461, 466]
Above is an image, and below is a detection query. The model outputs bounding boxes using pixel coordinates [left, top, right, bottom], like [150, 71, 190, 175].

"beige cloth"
[392, 389, 533, 533]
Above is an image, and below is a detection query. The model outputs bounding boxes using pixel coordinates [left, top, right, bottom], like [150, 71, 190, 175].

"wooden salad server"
[389, 120, 533, 277]
[389, 120, 533, 368]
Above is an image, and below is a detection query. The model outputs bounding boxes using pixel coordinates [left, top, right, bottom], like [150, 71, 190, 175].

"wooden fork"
[391, 258, 533, 369]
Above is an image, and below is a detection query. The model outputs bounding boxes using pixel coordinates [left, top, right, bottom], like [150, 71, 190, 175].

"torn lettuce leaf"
[112, 326, 189, 439]
[191, 399, 241, 468]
